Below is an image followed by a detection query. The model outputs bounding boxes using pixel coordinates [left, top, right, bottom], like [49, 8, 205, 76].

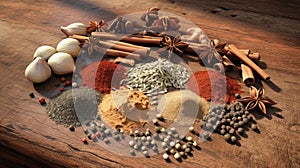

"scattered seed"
[231, 136, 237, 142]
[175, 143, 181, 149]
[174, 153, 180, 159]
[224, 134, 230, 140]
[186, 136, 193, 142]
[185, 147, 191, 153]
[189, 127, 194, 132]
[163, 153, 169, 160]
[251, 124, 257, 130]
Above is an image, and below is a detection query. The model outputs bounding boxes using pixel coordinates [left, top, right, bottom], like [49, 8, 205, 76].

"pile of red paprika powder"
[80, 61, 127, 94]
[187, 70, 243, 104]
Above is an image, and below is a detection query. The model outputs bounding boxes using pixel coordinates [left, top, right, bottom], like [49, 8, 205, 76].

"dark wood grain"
[0, 0, 299, 167]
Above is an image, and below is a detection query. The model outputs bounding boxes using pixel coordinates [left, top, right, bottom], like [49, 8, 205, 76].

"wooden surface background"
[0, 0, 299, 167]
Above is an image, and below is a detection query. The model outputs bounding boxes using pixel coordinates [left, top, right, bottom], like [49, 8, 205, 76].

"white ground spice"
[157, 90, 209, 125]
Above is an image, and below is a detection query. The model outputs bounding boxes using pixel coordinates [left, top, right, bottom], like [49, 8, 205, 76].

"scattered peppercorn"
[59, 87, 64, 92]
[29, 92, 35, 98]
[69, 126, 75, 132]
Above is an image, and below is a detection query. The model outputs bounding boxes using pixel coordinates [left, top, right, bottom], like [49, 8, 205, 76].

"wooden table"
[0, 0, 299, 167]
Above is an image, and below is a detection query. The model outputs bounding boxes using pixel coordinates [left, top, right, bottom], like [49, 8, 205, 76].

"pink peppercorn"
[64, 80, 72, 87]
[59, 87, 64, 92]
[82, 138, 87, 143]
[60, 77, 66, 82]
[38, 97, 46, 104]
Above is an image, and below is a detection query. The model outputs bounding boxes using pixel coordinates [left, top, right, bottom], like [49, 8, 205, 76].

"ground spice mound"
[46, 87, 102, 127]
[80, 61, 127, 94]
[98, 90, 151, 132]
[157, 90, 209, 125]
[187, 70, 243, 104]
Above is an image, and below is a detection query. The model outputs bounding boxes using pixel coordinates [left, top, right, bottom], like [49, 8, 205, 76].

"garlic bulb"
[33, 45, 56, 60]
[48, 52, 75, 75]
[56, 38, 81, 57]
[61, 22, 86, 36]
[25, 57, 52, 83]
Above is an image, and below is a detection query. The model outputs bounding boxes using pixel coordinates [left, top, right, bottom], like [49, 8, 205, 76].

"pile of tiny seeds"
[121, 59, 190, 97]
[46, 87, 102, 127]
[201, 102, 258, 144]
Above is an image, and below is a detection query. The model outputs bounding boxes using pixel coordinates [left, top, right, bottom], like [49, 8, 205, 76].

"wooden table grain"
[0, 0, 299, 167]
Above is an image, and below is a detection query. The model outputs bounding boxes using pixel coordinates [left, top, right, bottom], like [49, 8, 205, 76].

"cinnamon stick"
[227, 44, 270, 80]
[106, 40, 150, 50]
[248, 53, 260, 61]
[92, 32, 163, 45]
[99, 41, 150, 56]
[241, 64, 255, 85]
[105, 48, 141, 61]
[239, 49, 251, 55]
[69, 34, 89, 42]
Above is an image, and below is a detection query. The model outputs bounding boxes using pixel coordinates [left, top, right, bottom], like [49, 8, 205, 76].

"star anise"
[141, 7, 159, 26]
[87, 20, 107, 33]
[82, 36, 102, 55]
[158, 34, 188, 58]
[197, 40, 223, 65]
[238, 86, 276, 114]
[107, 16, 127, 33]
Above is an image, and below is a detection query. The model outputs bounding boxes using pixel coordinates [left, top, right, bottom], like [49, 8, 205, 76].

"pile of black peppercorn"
[201, 102, 259, 144]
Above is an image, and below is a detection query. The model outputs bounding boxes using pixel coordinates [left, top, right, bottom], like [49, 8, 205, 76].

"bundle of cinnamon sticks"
[69, 33, 160, 66]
